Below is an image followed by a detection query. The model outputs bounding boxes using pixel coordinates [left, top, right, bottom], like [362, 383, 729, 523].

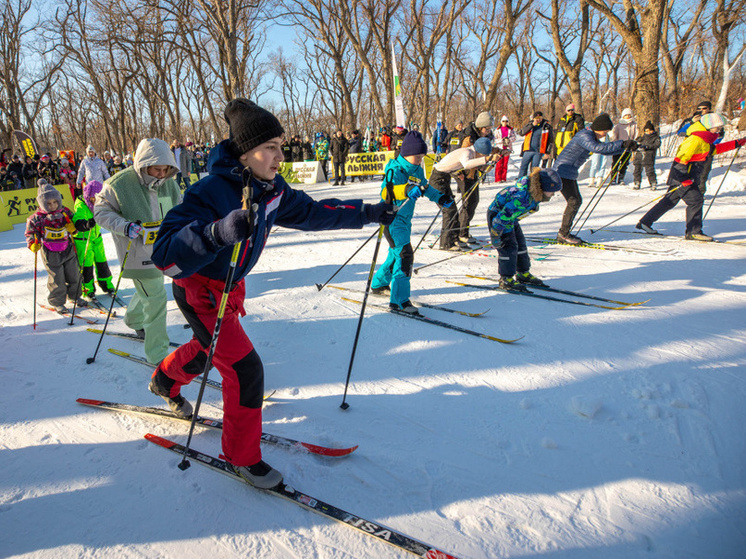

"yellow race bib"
[44, 226, 66, 241]
[141, 221, 162, 246]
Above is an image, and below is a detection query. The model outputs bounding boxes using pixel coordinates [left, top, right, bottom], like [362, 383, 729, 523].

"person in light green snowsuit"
[94, 138, 182, 364]
[72, 180, 114, 297]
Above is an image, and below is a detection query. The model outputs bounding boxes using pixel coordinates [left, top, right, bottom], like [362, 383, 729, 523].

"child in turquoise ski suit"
[371, 131, 453, 313]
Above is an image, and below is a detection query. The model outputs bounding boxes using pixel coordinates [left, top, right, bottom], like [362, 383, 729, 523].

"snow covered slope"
[1, 149, 745, 558]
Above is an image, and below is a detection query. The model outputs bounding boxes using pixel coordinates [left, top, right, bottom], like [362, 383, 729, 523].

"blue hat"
[539, 169, 562, 192]
[400, 131, 428, 156]
[474, 137, 492, 155]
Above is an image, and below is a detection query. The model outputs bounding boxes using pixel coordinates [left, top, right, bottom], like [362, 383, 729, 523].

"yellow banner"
[343, 150, 395, 176]
[0, 185, 76, 227]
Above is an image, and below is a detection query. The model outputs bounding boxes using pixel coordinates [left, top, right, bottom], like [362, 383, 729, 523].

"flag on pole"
[391, 44, 406, 128]
[14, 130, 38, 158]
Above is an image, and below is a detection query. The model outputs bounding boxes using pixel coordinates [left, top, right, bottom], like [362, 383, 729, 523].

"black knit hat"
[400, 131, 428, 156]
[590, 113, 614, 132]
[697, 100, 712, 110]
[643, 120, 655, 132]
[224, 98, 285, 156]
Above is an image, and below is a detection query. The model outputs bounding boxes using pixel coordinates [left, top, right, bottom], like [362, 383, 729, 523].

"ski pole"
[425, 161, 495, 250]
[572, 150, 626, 231]
[69, 228, 93, 326]
[315, 228, 378, 291]
[33, 247, 38, 331]
[86, 238, 132, 364]
[180, 185, 254, 470]
[703, 145, 741, 221]
[574, 150, 631, 236]
[589, 184, 684, 234]
[413, 243, 489, 274]
[340, 170, 396, 410]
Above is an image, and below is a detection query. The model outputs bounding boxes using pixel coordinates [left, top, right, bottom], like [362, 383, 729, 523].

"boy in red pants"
[151, 99, 393, 489]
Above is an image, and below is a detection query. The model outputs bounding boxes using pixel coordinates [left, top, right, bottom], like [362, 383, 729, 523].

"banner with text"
[279, 161, 326, 184]
[342, 151, 396, 177]
[0, 185, 76, 229]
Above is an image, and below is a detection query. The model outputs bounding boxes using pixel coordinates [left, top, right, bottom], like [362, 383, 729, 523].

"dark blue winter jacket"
[152, 140, 370, 281]
[553, 128, 625, 180]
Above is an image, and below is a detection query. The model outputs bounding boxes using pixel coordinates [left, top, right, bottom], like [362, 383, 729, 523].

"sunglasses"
[697, 107, 708, 111]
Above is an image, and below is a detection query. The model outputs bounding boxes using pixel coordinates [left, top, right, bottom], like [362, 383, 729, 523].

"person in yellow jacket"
[554, 104, 585, 157]
[637, 113, 745, 241]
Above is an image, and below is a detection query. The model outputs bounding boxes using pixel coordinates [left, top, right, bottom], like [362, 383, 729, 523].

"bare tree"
[397, 0, 471, 131]
[660, 0, 709, 120]
[709, 0, 746, 112]
[537, 0, 595, 116]
[586, 0, 667, 126]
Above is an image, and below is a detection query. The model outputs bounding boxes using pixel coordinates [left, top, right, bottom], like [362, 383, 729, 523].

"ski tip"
[145, 433, 177, 449]
[107, 348, 128, 356]
[628, 299, 651, 307]
[86, 327, 104, 334]
[485, 334, 524, 344]
[299, 442, 359, 457]
[76, 398, 104, 405]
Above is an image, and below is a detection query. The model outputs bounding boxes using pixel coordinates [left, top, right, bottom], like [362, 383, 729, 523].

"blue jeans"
[519, 152, 542, 177]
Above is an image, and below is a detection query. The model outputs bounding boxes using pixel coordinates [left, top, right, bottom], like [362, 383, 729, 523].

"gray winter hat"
[36, 181, 62, 213]
[475, 112, 493, 128]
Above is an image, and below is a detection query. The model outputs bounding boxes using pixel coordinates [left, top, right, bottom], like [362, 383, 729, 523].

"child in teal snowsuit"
[72, 180, 115, 297]
[371, 131, 453, 314]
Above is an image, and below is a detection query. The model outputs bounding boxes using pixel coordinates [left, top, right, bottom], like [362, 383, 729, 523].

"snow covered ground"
[2, 140, 745, 558]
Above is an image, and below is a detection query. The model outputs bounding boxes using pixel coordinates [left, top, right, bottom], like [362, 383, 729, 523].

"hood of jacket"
[133, 138, 179, 188]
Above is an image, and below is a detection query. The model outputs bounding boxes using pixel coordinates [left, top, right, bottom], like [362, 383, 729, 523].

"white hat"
[621, 108, 633, 118]
[700, 112, 728, 130]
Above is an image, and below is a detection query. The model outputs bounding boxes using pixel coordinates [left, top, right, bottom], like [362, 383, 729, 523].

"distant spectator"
[38, 154, 59, 185]
[519, 111, 553, 177]
[23, 155, 38, 188]
[554, 103, 585, 158]
[76, 145, 110, 197]
[445, 120, 466, 153]
[492, 115, 516, 182]
[330, 129, 349, 186]
[609, 108, 638, 184]
[632, 121, 661, 190]
[290, 135, 303, 162]
[7, 154, 24, 186]
[348, 130, 363, 182]
[314, 132, 330, 181]
[170, 140, 193, 190]
[301, 136, 314, 161]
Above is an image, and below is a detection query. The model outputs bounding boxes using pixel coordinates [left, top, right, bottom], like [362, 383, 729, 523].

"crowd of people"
[0, 142, 213, 194]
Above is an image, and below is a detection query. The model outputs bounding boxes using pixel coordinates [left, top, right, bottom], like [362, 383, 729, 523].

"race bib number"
[450, 138, 460, 146]
[141, 221, 161, 245]
[44, 226, 66, 241]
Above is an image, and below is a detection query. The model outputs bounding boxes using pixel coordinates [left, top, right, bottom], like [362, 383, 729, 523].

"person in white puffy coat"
[76, 145, 111, 197]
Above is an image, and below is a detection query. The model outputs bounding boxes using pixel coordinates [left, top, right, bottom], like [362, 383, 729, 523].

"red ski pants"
[494, 154, 509, 181]
[154, 274, 264, 466]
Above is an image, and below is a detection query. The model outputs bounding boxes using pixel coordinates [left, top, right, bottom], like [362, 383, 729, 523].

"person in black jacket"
[347, 130, 363, 182]
[445, 121, 466, 153]
[6, 154, 24, 187]
[301, 136, 314, 161]
[330, 129, 349, 185]
[632, 121, 661, 190]
[290, 135, 303, 162]
[23, 155, 38, 188]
